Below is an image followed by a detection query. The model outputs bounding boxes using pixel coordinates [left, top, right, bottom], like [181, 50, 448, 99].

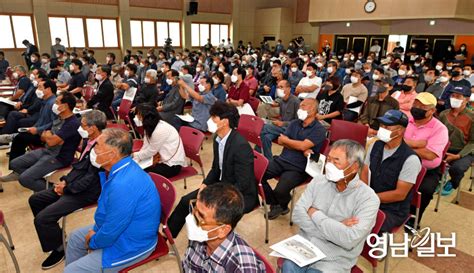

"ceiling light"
[429, 20, 436, 26]
[346, 22, 351, 27]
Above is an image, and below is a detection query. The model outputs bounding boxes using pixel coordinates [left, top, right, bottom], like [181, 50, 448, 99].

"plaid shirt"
[182, 232, 266, 273]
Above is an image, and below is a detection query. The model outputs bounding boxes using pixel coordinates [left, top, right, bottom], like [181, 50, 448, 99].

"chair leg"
[263, 201, 269, 244]
[2, 222, 15, 250]
[0, 234, 20, 273]
[455, 183, 462, 205]
[414, 208, 420, 230]
[289, 189, 295, 226]
[170, 243, 183, 273]
[373, 266, 377, 273]
[183, 178, 187, 190]
[62, 216, 67, 252]
[434, 174, 446, 212]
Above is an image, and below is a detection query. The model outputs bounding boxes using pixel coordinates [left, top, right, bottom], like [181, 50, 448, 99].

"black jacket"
[203, 130, 258, 213]
[61, 140, 101, 200]
[87, 78, 114, 119]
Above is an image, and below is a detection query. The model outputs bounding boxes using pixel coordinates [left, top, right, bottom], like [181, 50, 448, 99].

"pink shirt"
[392, 90, 417, 118]
[404, 117, 449, 170]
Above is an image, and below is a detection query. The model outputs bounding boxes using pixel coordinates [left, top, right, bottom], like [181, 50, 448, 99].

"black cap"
[377, 110, 409, 127]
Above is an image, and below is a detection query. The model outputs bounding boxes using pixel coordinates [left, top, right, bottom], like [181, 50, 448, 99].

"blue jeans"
[65, 225, 153, 273]
[256, 123, 286, 160]
[111, 90, 125, 110]
[282, 259, 322, 273]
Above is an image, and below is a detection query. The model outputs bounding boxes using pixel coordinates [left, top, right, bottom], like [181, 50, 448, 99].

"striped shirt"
[182, 232, 266, 273]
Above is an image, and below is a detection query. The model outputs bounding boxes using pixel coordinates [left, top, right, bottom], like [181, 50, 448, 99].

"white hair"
[331, 139, 365, 171]
[146, 69, 157, 79]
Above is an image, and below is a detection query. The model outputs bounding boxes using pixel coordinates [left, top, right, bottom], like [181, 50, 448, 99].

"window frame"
[47, 14, 121, 49]
[130, 18, 182, 48]
[190, 22, 229, 48]
[0, 13, 37, 51]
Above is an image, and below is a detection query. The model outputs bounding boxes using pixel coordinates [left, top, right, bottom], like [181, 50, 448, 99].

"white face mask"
[133, 116, 143, 127]
[291, 67, 298, 73]
[77, 126, 89, 139]
[219, 67, 225, 73]
[450, 97, 463, 109]
[435, 65, 443, 71]
[52, 103, 61, 115]
[32, 80, 38, 87]
[89, 148, 102, 168]
[124, 70, 130, 77]
[12, 72, 19, 79]
[463, 70, 471, 76]
[364, 69, 371, 74]
[35, 89, 44, 99]
[297, 109, 308, 121]
[166, 78, 173, 85]
[398, 69, 406, 76]
[30, 74, 36, 81]
[325, 162, 350, 182]
[95, 74, 103, 81]
[207, 118, 218, 133]
[276, 88, 285, 98]
[327, 67, 334, 73]
[148, 58, 153, 63]
[377, 127, 394, 143]
[230, 74, 238, 83]
[69, 64, 75, 71]
[350, 76, 358, 84]
[198, 84, 206, 92]
[196, 67, 202, 73]
[372, 74, 379, 80]
[144, 77, 151, 84]
[316, 63, 323, 68]
[439, 76, 449, 83]
[185, 214, 223, 242]
[345, 68, 351, 75]
[306, 70, 313, 77]
[213, 78, 219, 85]
[470, 93, 474, 102]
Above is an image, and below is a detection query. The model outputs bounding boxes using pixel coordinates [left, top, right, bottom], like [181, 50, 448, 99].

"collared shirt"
[292, 174, 380, 273]
[404, 117, 449, 169]
[190, 91, 217, 131]
[182, 231, 266, 273]
[79, 139, 97, 161]
[216, 130, 232, 179]
[439, 108, 474, 157]
[392, 90, 417, 118]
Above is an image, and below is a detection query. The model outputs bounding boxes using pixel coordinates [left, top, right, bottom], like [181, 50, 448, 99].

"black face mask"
[401, 84, 412, 92]
[411, 107, 427, 120]
[451, 71, 461, 77]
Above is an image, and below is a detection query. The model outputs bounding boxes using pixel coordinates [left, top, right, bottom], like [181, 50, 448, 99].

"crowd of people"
[0, 36, 472, 273]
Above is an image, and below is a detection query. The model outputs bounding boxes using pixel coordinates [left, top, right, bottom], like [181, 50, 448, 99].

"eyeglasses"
[189, 199, 223, 227]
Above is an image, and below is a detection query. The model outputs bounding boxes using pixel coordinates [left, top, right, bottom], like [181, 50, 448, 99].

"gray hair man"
[284, 139, 380, 273]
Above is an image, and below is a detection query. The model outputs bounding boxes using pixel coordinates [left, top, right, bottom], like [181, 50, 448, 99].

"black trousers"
[410, 167, 441, 227]
[145, 164, 181, 178]
[261, 157, 309, 209]
[9, 132, 43, 166]
[379, 210, 408, 234]
[0, 111, 37, 134]
[28, 189, 97, 252]
[0, 103, 13, 120]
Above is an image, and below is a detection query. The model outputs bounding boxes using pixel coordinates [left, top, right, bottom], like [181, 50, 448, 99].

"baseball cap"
[375, 85, 388, 94]
[379, 76, 394, 86]
[450, 85, 471, 97]
[415, 92, 437, 106]
[377, 110, 409, 127]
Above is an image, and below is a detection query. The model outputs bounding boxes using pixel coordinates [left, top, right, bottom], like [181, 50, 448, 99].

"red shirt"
[228, 81, 250, 103]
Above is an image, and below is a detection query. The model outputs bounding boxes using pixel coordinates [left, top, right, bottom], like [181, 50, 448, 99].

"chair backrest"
[253, 151, 269, 200]
[252, 248, 276, 273]
[117, 99, 133, 120]
[360, 210, 386, 268]
[237, 114, 264, 147]
[411, 166, 427, 207]
[148, 173, 176, 225]
[328, 119, 368, 146]
[248, 96, 260, 113]
[179, 126, 205, 167]
[319, 138, 330, 155]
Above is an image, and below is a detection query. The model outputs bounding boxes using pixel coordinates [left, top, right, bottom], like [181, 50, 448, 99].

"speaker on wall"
[187, 1, 198, 16]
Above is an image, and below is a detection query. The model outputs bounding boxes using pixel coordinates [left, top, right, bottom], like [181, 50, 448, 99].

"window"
[191, 23, 229, 47]
[0, 15, 35, 49]
[130, 19, 181, 48]
[48, 16, 118, 48]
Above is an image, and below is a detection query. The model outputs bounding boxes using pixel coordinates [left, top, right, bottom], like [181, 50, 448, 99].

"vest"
[369, 140, 417, 219]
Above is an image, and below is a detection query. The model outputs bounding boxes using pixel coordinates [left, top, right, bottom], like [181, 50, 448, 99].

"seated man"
[0, 80, 57, 185]
[361, 110, 422, 233]
[404, 92, 449, 229]
[0, 65, 31, 122]
[134, 69, 159, 106]
[261, 98, 326, 219]
[87, 65, 114, 119]
[183, 183, 266, 272]
[256, 80, 300, 160]
[176, 76, 217, 131]
[64, 128, 160, 272]
[168, 101, 258, 238]
[111, 63, 138, 109]
[391, 76, 418, 118]
[4, 92, 81, 192]
[294, 63, 322, 99]
[59, 59, 85, 99]
[28, 110, 106, 269]
[359, 77, 399, 136]
[158, 69, 185, 126]
[341, 70, 368, 121]
[284, 140, 380, 273]
[438, 86, 473, 195]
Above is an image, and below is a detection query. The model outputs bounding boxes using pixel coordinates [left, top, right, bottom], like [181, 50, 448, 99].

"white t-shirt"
[297, 76, 322, 99]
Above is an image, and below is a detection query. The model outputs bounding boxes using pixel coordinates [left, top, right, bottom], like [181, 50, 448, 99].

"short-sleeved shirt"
[244, 76, 258, 92]
[52, 115, 81, 166]
[317, 90, 345, 123]
[279, 119, 327, 170]
[365, 142, 421, 184]
[404, 117, 449, 169]
[212, 84, 227, 102]
[228, 82, 250, 103]
[297, 76, 322, 99]
[58, 70, 72, 84]
[68, 72, 86, 97]
[392, 90, 417, 118]
[190, 91, 217, 131]
[341, 83, 368, 103]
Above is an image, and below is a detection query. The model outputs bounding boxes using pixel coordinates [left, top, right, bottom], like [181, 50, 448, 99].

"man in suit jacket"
[157, 69, 185, 127]
[28, 110, 106, 270]
[87, 65, 114, 119]
[168, 101, 258, 238]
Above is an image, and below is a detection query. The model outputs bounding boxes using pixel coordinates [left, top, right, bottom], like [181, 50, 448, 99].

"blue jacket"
[89, 157, 161, 269]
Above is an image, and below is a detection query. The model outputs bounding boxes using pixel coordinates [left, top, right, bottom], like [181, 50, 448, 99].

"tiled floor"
[0, 138, 473, 273]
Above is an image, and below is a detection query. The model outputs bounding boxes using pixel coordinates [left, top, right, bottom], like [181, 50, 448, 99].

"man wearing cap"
[359, 77, 399, 136]
[361, 110, 421, 233]
[404, 92, 449, 229]
[438, 86, 473, 195]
